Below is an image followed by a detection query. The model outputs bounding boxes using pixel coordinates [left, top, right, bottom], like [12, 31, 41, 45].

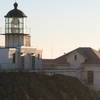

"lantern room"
[4, 2, 30, 48]
[5, 2, 27, 34]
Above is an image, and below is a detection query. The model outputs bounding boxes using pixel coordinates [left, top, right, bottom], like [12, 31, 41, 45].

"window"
[87, 71, 94, 84]
[85, 59, 87, 63]
[74, 55, 77, 60]
[37, 54, 40, 60]
[20, 56, 24, 69]
[12, 54, 16, 64]
[32, 56, 35, 69]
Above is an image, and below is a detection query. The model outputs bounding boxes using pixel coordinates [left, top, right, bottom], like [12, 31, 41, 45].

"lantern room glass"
[5, 17, 26, 34]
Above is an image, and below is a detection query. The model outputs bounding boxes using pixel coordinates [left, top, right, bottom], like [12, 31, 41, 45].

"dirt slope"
[0, 72, 99, 100]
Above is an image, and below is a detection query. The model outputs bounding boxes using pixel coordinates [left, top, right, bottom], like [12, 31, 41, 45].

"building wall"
[67, 51, 85, 67]
[5, 35, 24, 48]
[5, 34, 31, 48]
[42, 67, 81, 79]
[0, 48, 16, 70]
[24, 35, 31, 46]
[0, 47, 42, 70]
[17, 47, 42, 70]
[82, 65, 100, 90]
[42, 51, 85, 80]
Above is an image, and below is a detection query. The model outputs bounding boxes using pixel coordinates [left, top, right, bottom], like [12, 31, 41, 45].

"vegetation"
[0, 72, 99, 100]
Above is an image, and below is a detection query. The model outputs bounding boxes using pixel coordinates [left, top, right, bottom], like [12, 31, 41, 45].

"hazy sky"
[0, 0, 100, 58]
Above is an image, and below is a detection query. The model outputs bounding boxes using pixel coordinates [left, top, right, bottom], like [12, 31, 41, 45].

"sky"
[0, 0, 100, 58]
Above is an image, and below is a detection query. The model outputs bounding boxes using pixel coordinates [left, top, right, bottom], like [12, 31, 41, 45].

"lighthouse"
[0, 2, 42, 71]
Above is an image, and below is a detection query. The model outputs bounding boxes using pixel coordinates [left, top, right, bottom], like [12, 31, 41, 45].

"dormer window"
[74, 55, 77, 60]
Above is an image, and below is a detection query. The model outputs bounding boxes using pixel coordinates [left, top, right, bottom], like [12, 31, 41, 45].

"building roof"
[77, 48, 100, 64]
[42, 47, 100, 67]
[55, 47, 100, 64]
[42, 59, 55, 68]
[5, 2, 27, 18]
[54, 54, 69, 65]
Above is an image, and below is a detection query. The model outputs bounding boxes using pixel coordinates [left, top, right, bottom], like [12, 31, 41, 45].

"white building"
[42, 47, 100, 90]
[0, 2, 42, 71]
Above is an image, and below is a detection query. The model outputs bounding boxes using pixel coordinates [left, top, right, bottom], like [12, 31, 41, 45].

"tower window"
[37, 54, 40, 60]
[32, 56, 35, 69]
[12, 53, 16, 64]
[21, 56, 24, 69]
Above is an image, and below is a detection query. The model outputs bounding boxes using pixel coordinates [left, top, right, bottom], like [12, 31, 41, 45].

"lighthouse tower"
[0, 2, 42, 71]
[4, 2, 30, 48]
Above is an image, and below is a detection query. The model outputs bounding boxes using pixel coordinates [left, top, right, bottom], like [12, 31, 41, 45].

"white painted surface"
[0, 48, 16, 63]
[67, 51, 85, 67]
[0, 48, 16, 69]
[47, 69, 81, 79]
[83, 65, 100, 90]
[0, 47, 42, 70]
